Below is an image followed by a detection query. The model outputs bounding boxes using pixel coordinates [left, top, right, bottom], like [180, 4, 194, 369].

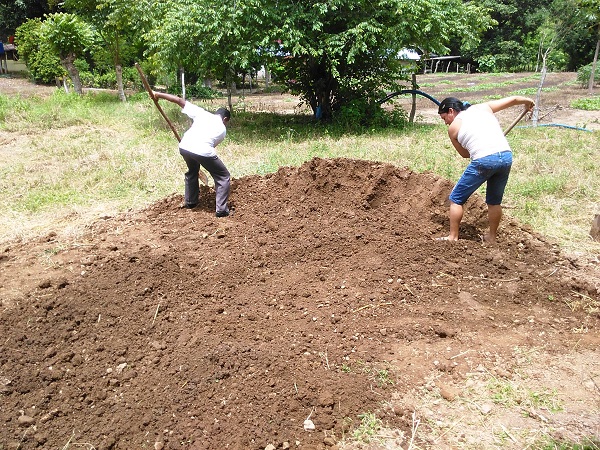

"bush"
[167, 81, 222, 99]
[476, 55, 498, 73]
[15, 18, 65, 84]
[332, 98, 408, 131]
[79, 66, 140, 90]
[576, 63, 600, 88]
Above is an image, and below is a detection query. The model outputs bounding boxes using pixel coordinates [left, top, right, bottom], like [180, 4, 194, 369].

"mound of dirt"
[1, 158, 599, 449]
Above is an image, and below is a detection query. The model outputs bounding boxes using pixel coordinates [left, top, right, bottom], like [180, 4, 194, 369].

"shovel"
[135, 63, 208, 185]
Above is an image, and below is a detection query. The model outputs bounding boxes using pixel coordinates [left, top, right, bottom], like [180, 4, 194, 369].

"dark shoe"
[216, 209, 232, 217]
[184, 203, 198, 209]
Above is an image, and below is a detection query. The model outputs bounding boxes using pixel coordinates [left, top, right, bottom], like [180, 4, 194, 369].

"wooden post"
[591, 214, 600, 242]
[409, 73, 417, 124]
[181, 70, 186, 101]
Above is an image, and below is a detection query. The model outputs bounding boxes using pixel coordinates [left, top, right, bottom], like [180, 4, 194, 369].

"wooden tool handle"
[503, 107, 529, 136]
[135, 63, 181, 142]
[135, 63, 209, 186]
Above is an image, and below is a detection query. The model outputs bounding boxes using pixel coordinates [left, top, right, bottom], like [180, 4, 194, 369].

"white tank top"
[456, 107, 511, 160]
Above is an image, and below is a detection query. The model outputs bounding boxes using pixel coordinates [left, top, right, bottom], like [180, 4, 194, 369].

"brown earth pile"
[1, 157, 599, 449]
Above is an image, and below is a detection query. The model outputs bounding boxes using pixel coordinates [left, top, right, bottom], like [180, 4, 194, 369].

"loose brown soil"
[1, 73, 599, 450]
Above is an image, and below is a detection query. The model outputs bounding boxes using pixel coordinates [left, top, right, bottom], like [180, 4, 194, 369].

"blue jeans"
[449, 151, 512, 205]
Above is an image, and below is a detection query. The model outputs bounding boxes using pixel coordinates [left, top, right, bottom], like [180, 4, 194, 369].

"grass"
[486, 377, 563, 412]
[0, 80, 599, 259]
[534, 437, 600, 449]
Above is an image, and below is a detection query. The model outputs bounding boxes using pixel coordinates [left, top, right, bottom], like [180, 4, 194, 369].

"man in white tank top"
[437, 95, 534, 242]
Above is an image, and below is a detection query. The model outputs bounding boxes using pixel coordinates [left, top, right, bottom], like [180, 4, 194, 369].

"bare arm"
[448, 119, 470, 158]
[152, 91, 186, 108]
[485, 96, 534, 114]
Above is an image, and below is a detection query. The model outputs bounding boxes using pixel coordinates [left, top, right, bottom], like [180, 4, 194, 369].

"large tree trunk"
[61, 53, 83, 95]
[264, 65, 271, 89]
[588, 23, 600, 95]
[311, 67, 336, 121]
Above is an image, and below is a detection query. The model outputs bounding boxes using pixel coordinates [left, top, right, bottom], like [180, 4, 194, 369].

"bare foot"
[482, 233, 496, 243]
[435, 236, 458, 242]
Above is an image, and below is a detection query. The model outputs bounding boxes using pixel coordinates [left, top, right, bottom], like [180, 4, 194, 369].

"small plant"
[488, 378, 519, 406]
[527, 387, 562, 412]
[576, 63, 600, 88]
[167, 82, 222, 100]
[374, 369, 395, 387]
[352, 412, 383, 443]
[512, 87, 558, 95]
[332, 98, 408, 131]
[354, 361, 395, 387]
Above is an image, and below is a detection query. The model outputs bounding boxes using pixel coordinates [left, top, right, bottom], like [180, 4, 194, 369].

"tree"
[579, 0, 600, 93]
[15, 17, 65, 84]
[144, 0, 275, 111]
[271, 0, 493, 120]
[547, 0, 596, 70]
[42, 13, 93, 95]
[460, 0, 551, 72]
[63, 0, 147, 101]
[145, 0, 492, 120]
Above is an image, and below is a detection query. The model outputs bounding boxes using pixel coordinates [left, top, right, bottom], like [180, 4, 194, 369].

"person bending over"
[437, 95, 534, 242]
[153, 91, 232, 217]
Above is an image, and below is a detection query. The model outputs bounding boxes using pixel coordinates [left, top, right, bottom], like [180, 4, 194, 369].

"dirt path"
[1, 158, 599, 449]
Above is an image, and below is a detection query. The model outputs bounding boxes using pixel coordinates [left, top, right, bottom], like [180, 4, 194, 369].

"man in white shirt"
[153, 91, 232, 217]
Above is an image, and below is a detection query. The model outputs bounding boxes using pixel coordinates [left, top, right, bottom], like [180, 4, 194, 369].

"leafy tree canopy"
[272, 0, 492, 118]
[143, 0, 493, 120]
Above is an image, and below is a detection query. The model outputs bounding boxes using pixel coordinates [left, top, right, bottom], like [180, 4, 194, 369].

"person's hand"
[525, 98, 535, 111]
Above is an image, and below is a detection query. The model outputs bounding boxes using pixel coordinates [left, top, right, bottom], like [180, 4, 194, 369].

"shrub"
[332, 98, 408, 131]
[576, 63, 600, 88]
[78, 66, 140, 90]
[167, 81, 222, 99]
[15, 18, 65, 84]
[476, 55, 498, 73]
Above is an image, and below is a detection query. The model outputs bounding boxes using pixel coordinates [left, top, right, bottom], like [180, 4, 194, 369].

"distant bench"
[0, 43, 17, 74]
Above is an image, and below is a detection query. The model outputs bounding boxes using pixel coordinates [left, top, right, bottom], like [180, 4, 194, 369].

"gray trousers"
[179, 149, 230, 214]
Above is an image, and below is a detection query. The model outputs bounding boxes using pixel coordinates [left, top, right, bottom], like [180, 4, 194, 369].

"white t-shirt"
[456, 106, 511, 160]
[179, 102, 226, 157]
